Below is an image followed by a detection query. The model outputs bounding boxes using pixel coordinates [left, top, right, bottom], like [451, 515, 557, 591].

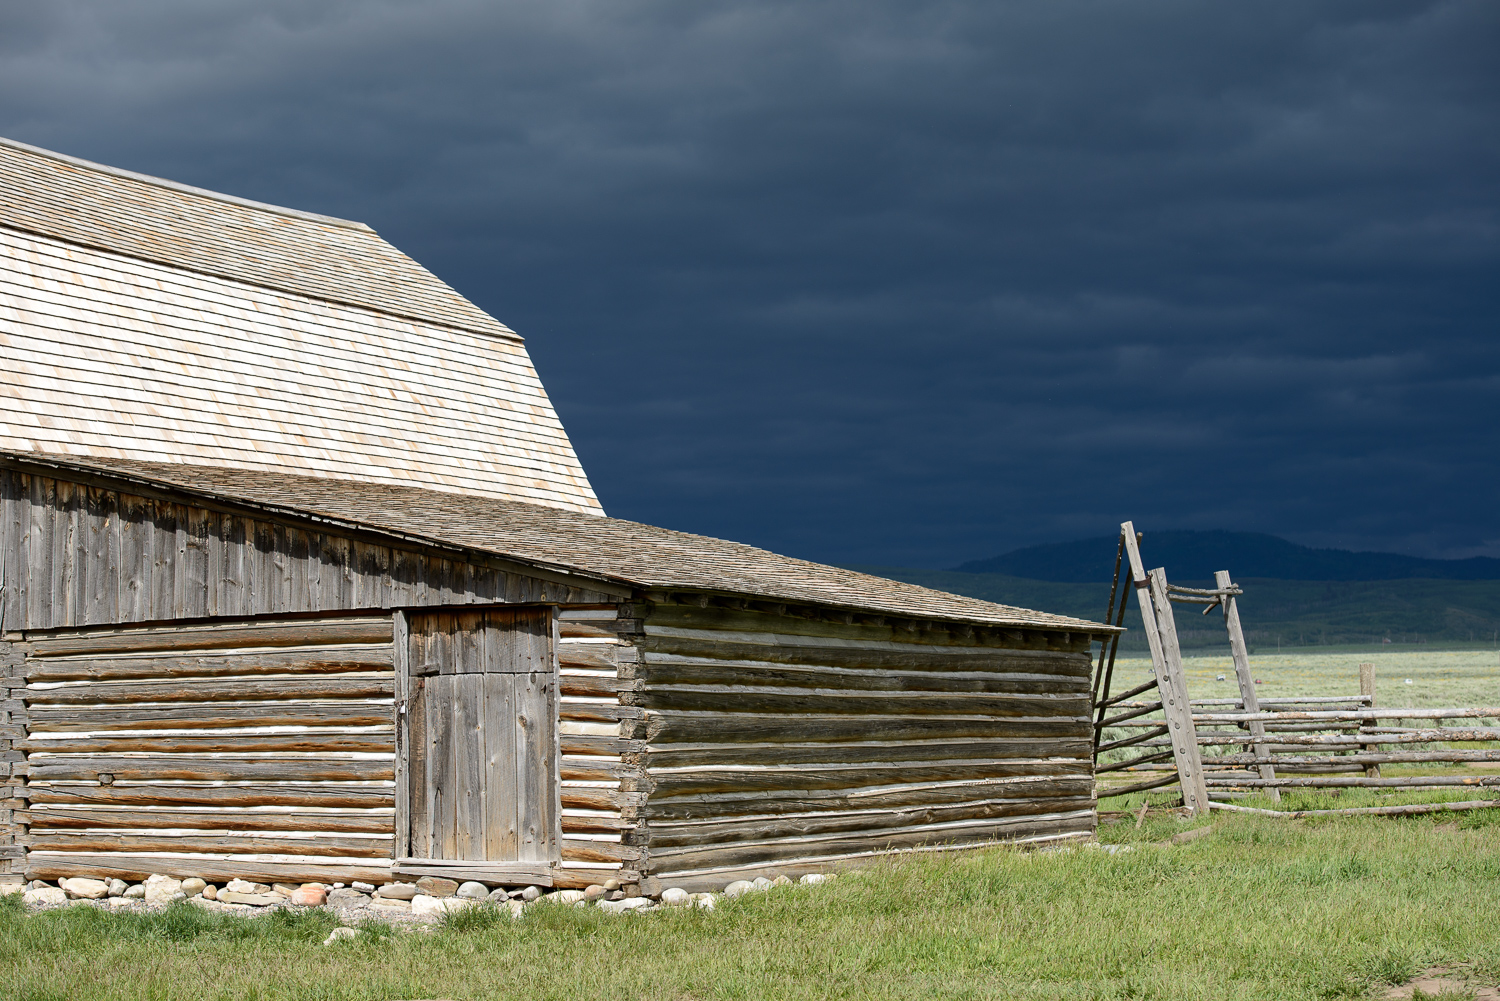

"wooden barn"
[0, 136, 1114, 894]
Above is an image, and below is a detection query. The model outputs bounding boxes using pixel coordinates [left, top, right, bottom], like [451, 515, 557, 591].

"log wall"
[13, 616, 399, 883]
[619, 600, 1097, 892]
[0, 467, 619, 634]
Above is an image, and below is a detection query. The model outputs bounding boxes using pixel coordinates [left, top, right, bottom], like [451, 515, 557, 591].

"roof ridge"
[0, 135, 373, 233]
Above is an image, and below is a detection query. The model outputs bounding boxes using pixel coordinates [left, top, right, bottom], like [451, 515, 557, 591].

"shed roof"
[0, 136, 507, 338]
[5, 450, 1114, 633]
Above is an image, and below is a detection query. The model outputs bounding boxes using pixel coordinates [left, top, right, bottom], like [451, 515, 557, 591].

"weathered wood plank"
[26, 756, 394, 782]
[25, 832, 392, 857]
[515, 670, 555, 861]
[631, 688, 1088, 717]
[19, 732, 394, 755]
[483, 671, 519, 860]
[642, 737, 1092, 768]
[638, 633, 1091, 676]
[645, 759, 1092, 796]
[455, 673, 485, 860]
[637, 659, 1088, 694]
[25, 646, 394, 682]
[23, 784, 394, 809]
[24, 674, 394, 703]
[642, 713, 1088, 744]
[644, 776, 1093, 819]
[25, 701, 393, 731]
[21, 807, 395, 833]
[26, 617, 395, 656]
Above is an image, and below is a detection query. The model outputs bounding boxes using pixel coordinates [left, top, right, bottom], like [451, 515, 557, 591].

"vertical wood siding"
[15, 616, 398, 884]
[624, 602, 1097, 891]
[0, 469, 616, 632]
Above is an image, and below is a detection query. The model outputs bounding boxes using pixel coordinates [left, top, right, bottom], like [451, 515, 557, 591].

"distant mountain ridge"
[955, 530, 1500, 584]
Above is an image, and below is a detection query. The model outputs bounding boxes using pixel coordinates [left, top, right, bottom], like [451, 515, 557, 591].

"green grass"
[4, 811, 1500, 1000]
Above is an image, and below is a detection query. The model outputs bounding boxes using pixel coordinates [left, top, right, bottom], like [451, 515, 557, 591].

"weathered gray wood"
[1208, 799, 1500, 819]
[642, 737, 1092, 769]
[26, 756, 393, 782]
[1120, 523, 1208, 816]
[407, 675, 432, 856]
[23, 784, 393, 809]
[455, 673, 485, 860]
[392, 609, 411, 861]
[24, 647, 394, 682]
[19, 732, 394, 754]
[24, 831, 392, 857]
[26, 617, 395, 657]
[645, 759, 1091, 796]
[1216, 569, 1277, 801]
[484, 672, 519, 859]
[641, 712, 1085, 744]
[515, 671, 555, 861]
[1207, 775, 1500, 788]
[24, 674, 394, 703]
[638, 635, 1091, 677]
[429, 673, 459, 859]
[637, 660, 1086, 695]
[22, 807, 394, 833]
[26, 701, 393, 731]
[392, 859, 554, 885]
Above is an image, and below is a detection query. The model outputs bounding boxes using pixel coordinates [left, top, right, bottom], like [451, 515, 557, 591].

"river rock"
[61, 877, 110, 900]
[692, 893, 717, 911]
[549, 889, 586, 904]
[369, 895, 413, 912]
[598, 896, 652, 915]
[326, 887, 370, 909]
[520, 885, 542, 901]
[225, 878, 269, 894]
[351, 881, 375, 893]
[106, 878, 127, 897]
[771, 875, 793, 887]
[583, 884, 607, 900]
[798, 873, 829, 885]
[218, 890, 282, 906]
[180, 878, 207, 897]
[272, 882, 298, 897]
[751, 877, 773, 891]
[456, 881, 489, 900]
[124, 884, 145, 899]
[660, 887, 690, 906]
[416, 876, 458, 898]
[377, 882, 418, 900]
[323, 926, 361, 946]
[291, 886, 327, 906]
[723, 880, 754, 897]
[412, 894, 468, 916]
[144, 874, 185, 906]
[24, 886, 67, 906]
[488, 888, 509, 902]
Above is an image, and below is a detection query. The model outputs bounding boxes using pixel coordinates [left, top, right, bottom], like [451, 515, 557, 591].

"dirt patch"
[1383, 966, 1500, 999]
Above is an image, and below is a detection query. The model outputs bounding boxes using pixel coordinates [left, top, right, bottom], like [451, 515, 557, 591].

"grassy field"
[4, 807, 1500, 1000]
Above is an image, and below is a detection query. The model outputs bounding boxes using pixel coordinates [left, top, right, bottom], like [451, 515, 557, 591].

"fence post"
[1359, 662, 1380, 778]
[1216, 570, 1277, 802]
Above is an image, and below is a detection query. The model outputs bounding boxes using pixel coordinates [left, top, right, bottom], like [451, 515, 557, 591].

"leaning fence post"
[1359, 663, 1380, 778]
[1216, 570, 1277, 802]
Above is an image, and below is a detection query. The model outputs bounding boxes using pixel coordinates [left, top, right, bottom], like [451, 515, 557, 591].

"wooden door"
[395, 607, 560, 883]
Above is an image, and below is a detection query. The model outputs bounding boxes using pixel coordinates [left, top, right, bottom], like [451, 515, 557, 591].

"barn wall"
[0, 468, 618, 632]
[621, 600, 1097, 892]
[13, 615, 398, 884]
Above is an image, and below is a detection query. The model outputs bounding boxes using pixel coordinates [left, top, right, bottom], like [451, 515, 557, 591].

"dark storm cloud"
[3, 0, 1496, 566]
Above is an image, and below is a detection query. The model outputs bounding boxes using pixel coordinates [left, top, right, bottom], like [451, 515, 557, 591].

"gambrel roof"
[0, 136, 601, 514]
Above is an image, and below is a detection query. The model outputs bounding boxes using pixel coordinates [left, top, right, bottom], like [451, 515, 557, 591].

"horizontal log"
[646, 797, 1097, 847]
[27, 701, 393, 732]
[1128, 729, 1500, 747]
[561, 839, 643, 863]
[22, 783, 394, 810]
[637, 634, 1089, 677]
[557, 645, 619, 671]
[642, 712, 1089, 744]
[1096, 774, 1180, 798]
[559, 735, 639, 757]
[19, 732, 395, 755]
[23, 832, 394, 857]
[563, 789, 645, 811]
[561, 813, 632, 834]
[636, 657, 1088, 695]
[643, 737, 1092, 769]
[645, 813, 1096, 870]
[632, 688, 1087, 718]
[1191, 708, 1500, 724]
[21, 807, 394, 833]
[24, 674, 394, 704]
[23, 853, 394, 884]
[560, 757, 631, 782]
[644, 775, 1095, 819]
[1197, 749, 1500, 767]
[1203, 776, 1500, 788]
[559, 675, 626, 699]
[647, 759, 1091, 797]
[392, 860, 554, 885]
[559, 702, 640, 723]
[1208, 799, 1500, 819]
[26, 618, 395, 657]
[24, 647, 394, 682]
[26, 756, 394, 783]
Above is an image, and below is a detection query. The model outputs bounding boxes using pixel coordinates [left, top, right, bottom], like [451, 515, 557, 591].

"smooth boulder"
[144, 874, 185, 906]
[456, 881, 490, 900]
[60, 877, 109, 900]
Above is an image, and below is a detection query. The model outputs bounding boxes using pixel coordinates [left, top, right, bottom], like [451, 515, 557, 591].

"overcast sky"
[3, 1, 1496, 567]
